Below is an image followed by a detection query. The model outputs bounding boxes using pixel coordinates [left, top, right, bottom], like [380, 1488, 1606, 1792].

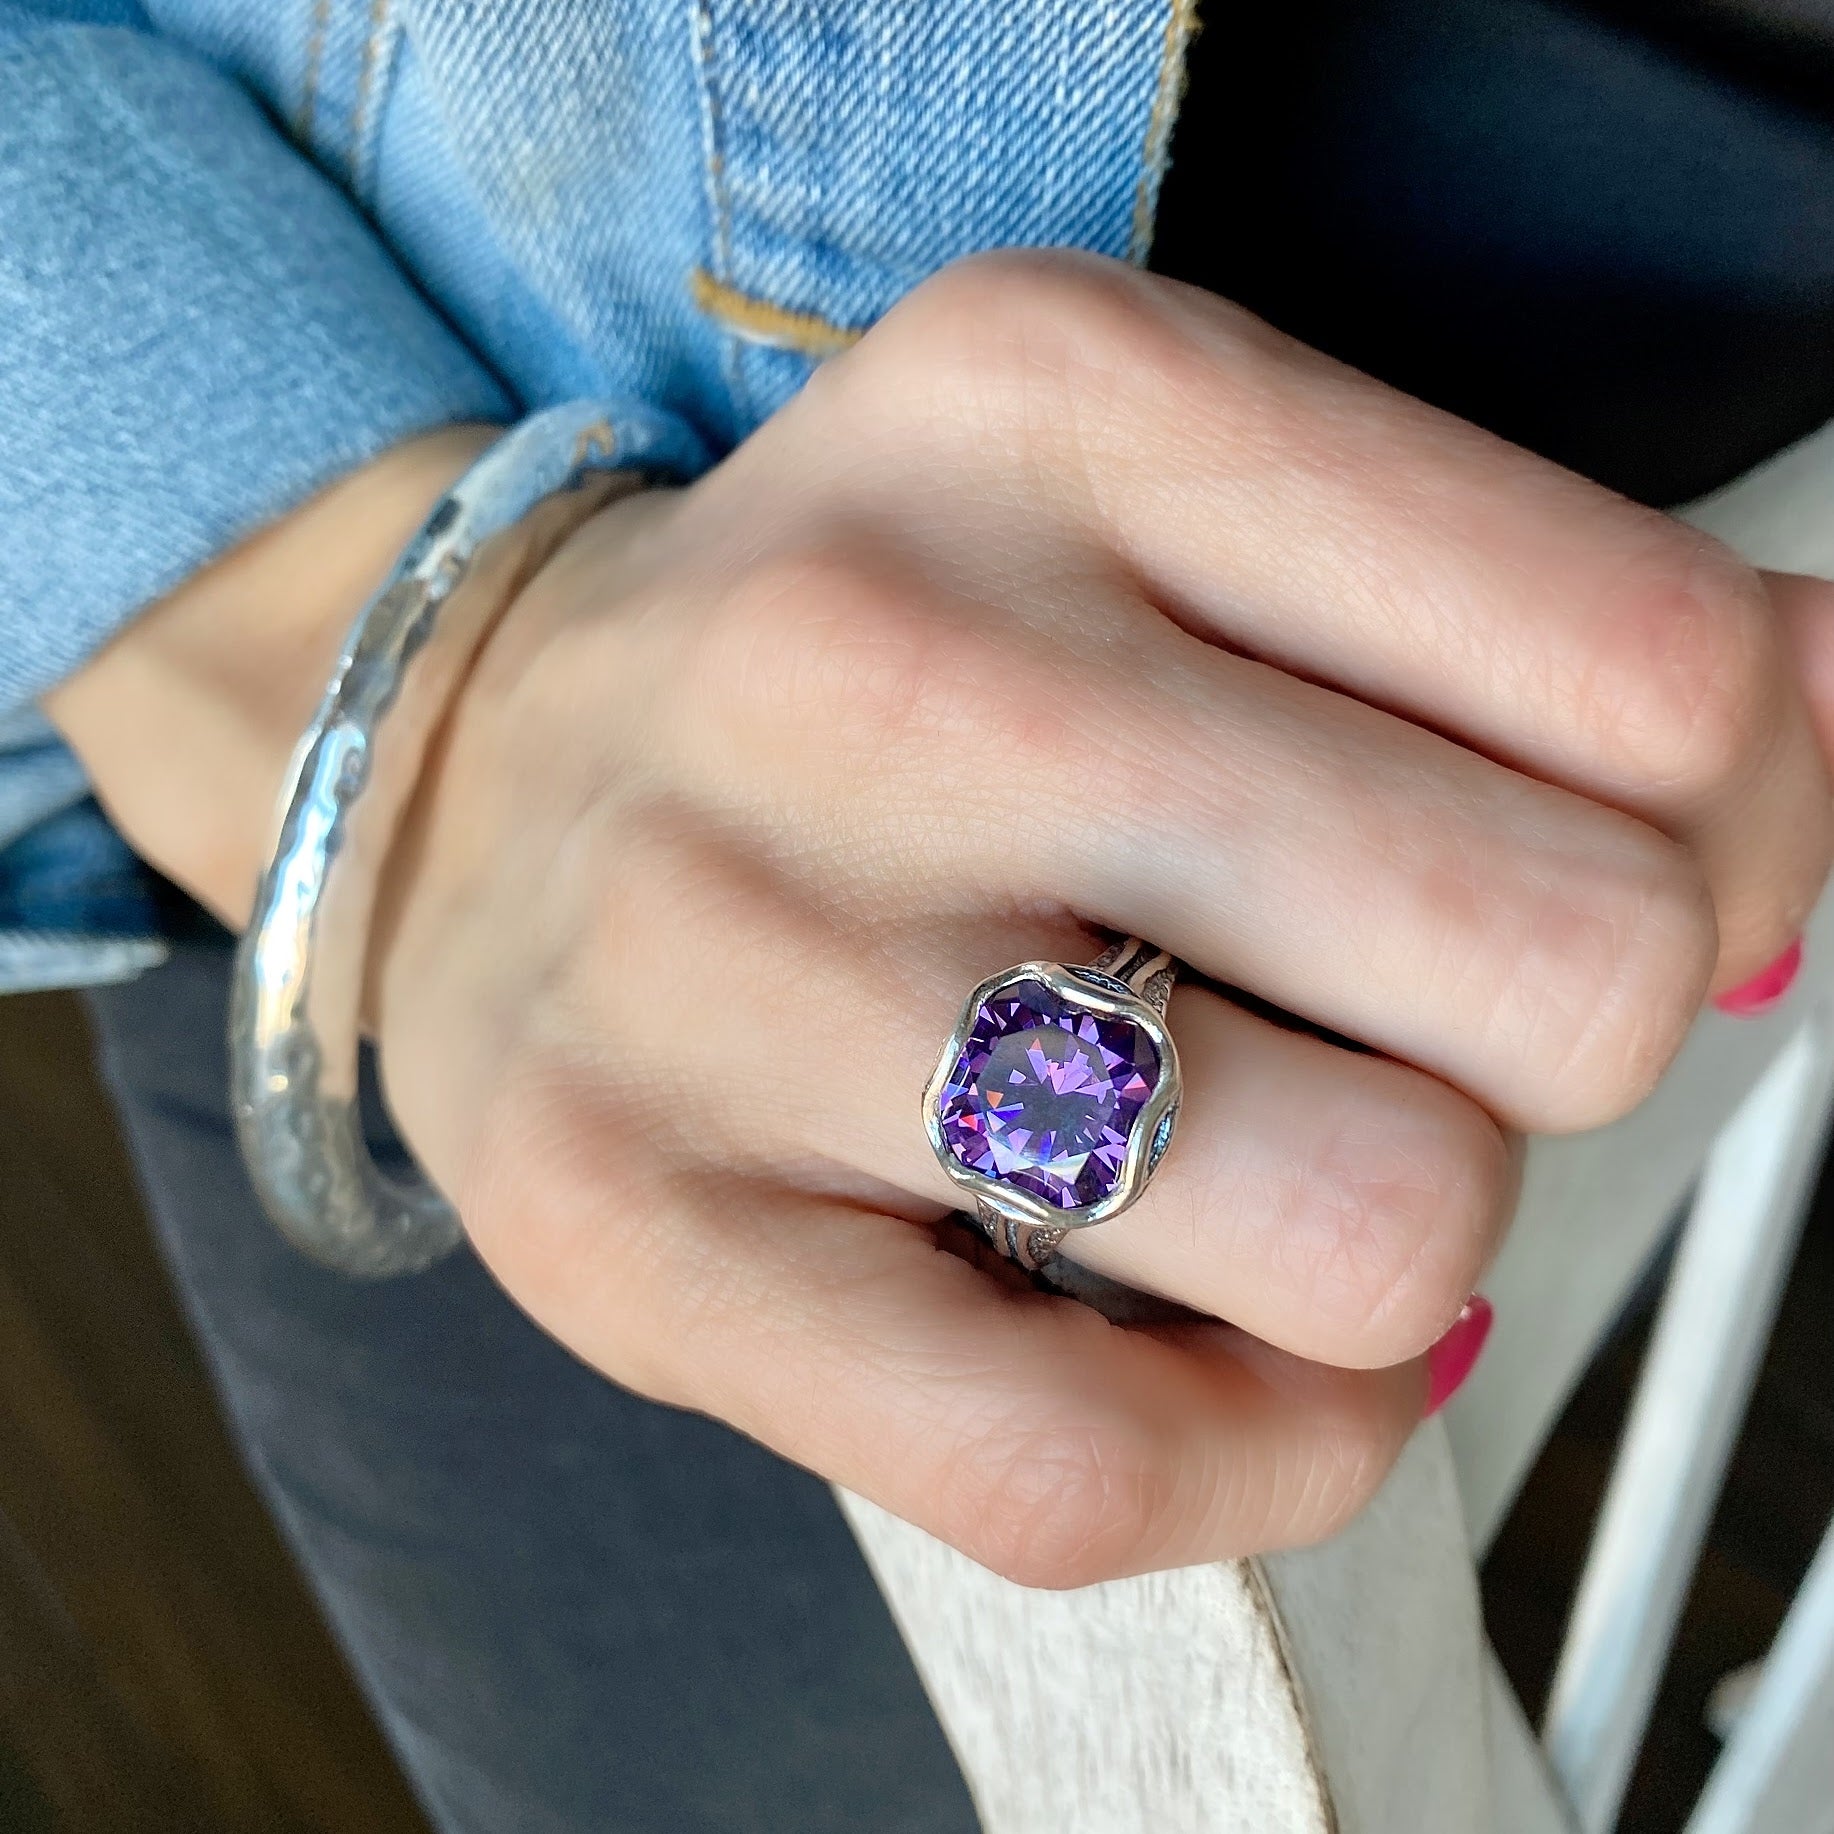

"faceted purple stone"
[936, 977, 1161, 1210]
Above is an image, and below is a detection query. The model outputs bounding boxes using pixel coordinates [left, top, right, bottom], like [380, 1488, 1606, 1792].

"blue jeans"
[84, 929, 980, 1834]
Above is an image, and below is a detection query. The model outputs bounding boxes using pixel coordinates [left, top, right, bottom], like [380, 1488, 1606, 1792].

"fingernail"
[1425, 1295, 1493, 1417]
[1713, 938, 1803, 1018]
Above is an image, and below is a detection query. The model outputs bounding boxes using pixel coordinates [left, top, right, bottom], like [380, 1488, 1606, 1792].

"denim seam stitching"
[1129, 0, 1202, 265]
[689, 0, 753, 423]
[296, 0, 332, 140]
[348, 0, 395, 203]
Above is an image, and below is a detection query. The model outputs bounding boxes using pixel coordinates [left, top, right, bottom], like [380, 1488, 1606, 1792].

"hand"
[58, 252, 1834, 1584]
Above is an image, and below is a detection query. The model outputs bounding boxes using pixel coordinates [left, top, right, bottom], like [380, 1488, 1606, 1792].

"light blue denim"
[0, 0, 1189, 989]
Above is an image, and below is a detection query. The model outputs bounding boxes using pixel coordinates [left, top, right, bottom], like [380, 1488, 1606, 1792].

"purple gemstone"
[936, 977, 1161, 1210]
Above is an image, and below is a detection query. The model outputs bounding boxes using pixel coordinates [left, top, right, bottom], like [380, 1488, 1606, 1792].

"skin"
[45, 252, 1834, 1587]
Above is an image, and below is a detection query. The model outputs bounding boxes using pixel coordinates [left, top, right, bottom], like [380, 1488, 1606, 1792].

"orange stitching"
[297, 0, 332, 142]
[691, 0, 755, 413]
[688, 269, 865, 358]
[350, 0, 393, 181]
[569, 419, 619, 467]
[1129, 0, 1202, 265]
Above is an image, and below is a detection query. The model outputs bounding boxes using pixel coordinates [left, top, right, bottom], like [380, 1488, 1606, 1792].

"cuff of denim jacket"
[0, 20, 513, 715]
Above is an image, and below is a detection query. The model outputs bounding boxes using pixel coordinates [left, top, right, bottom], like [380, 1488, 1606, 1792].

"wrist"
[363, 483, 678, 1175]
[43, 423, 502, 925]
[209, 400, 670, 1272]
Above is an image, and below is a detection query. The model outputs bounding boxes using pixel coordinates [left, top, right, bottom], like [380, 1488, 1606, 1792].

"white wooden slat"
[838, 1494, 1331, 1834]
[1541, 1014, 1834, 1834]
[1686, 418, 1834, 578]
[1259, 1427, 1489, 1834]
[839, 1426, 1486, 1834]
[1486, 1649, 1577, 1834]
[1686, 1514, 1834, 1834]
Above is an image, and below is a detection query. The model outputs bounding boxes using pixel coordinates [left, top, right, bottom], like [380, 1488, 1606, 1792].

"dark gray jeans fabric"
[83, 930, 980, 1834]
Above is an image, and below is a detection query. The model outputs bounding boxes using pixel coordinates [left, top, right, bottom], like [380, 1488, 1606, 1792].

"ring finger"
[579, 866, 1515, 1370]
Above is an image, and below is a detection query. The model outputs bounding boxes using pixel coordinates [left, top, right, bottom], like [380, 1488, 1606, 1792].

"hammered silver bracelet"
[230, 400, 695, 1277]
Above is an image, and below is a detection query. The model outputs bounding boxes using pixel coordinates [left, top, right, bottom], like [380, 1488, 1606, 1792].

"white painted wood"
[1687, 418, 1834, 577]
[1259, 1427, 1489, 1834]
[838, 1493, 1331, 1834]
[1446, 906, 1834, 1554]
[1686, 1514, 1834, 1834]
[1487, 1649, 1576, 1834]
[1542, 1015, 1834, 1834]
[839, 1427, 1485, 1834]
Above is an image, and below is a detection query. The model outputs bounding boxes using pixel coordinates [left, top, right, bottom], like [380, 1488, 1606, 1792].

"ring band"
[924, 937, 1182, 1271]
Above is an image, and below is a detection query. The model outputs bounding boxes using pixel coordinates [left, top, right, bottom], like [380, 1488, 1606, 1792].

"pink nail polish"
[1713, 938, 1803, 1019]
[1425, 1295, 1493, 1417]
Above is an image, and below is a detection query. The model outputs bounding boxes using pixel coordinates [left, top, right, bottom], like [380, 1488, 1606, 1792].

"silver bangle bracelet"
[230, 401, 675, 1277]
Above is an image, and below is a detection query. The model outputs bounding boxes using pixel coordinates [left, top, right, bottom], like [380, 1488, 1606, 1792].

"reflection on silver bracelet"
[230, 401, 683, 1277]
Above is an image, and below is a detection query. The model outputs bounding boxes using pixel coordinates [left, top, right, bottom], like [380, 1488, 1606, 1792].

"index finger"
[873, 251, 1833, 995]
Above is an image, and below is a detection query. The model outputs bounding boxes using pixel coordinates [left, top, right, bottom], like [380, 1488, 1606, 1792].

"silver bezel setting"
[923, 958, 1182, 1234]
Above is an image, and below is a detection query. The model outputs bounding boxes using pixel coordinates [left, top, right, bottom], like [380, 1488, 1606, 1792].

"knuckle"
[895, 248, 1132, 357]
[937, 1413, 1169, 1590]
[851, 250, 1300, 502]
[867, 248, 1176, 429]
[1287, 1089, 1514, 1363]
[688, 542, 995, 753]
[1581, 531, 1780, 802]
[1518, 820, 1717, 1127]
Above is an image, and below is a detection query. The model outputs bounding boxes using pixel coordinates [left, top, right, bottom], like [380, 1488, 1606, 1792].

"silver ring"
[923, 937, 1181, 1271]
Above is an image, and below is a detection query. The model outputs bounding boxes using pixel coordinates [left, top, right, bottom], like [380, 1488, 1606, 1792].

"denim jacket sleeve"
[0, 0, 1185, 992]
[0, 1, 511, 990]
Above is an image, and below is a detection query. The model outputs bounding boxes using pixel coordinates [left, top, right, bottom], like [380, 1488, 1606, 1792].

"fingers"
[1054, 989, 1520, 1367]
[563, 853, 1510, 1369]
[667, 548, 1716, 1132]
[839, 251, 1832, 994]
[458, 1090, 1424, 1584]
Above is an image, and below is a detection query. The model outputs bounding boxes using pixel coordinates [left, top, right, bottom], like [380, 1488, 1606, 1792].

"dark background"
[1156, 0, 1834, 509]
[0, 989, 427, 1833]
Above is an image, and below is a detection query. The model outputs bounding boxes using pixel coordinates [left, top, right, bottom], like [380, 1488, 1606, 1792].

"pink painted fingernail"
[1425, 1295, 1494, 1417]
[1713, 938, 1803, 1018]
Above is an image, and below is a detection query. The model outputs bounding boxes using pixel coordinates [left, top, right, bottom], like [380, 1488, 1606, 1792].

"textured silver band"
[1080, 935, 1178, 1014]
[230, 403, 636, 1277]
